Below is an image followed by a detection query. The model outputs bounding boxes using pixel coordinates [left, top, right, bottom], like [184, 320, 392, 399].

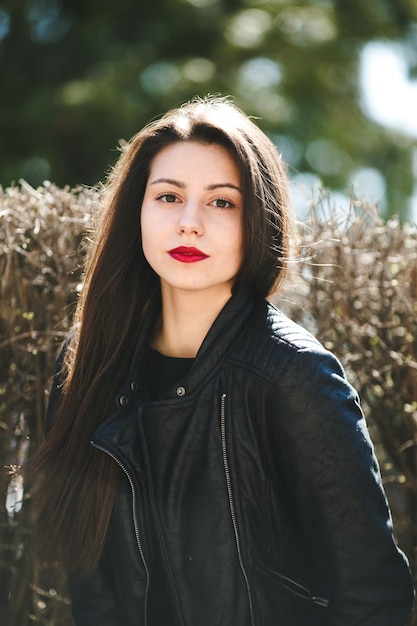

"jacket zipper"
[220, 393, 256, 626]
[258, 561, 330, 608]
[90, 440, 150, 626]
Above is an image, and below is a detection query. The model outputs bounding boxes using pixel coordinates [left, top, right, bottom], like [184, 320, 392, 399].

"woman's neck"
[153, 284, 232, 358]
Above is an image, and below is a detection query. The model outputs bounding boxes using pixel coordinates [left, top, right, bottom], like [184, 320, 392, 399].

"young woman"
[32, 97, 413, 625]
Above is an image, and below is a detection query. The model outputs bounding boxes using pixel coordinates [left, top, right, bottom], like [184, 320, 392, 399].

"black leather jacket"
[47, 294, 414, 626]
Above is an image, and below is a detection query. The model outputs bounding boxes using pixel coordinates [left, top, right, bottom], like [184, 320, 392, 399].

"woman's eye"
[158, 193, 178, 203]
[212, 198, 235, 209]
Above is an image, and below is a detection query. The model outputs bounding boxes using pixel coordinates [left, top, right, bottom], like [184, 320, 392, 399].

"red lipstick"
[168, 246, 209, 263]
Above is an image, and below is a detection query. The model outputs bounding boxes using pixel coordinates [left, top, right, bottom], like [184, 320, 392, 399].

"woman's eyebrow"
[150, 178, 241, 193]
[150, 177, 185, 188]
[205, 182, 242, 192]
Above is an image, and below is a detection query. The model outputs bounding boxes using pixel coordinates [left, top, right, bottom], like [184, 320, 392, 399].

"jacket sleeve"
[271, 346, 414, 626]
[68, 565, 123, 626]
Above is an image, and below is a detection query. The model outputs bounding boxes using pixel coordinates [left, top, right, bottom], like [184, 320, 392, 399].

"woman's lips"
[168, 246, 209, 263]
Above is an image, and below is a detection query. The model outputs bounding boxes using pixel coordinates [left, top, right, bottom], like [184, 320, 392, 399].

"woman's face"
[141, 141, 243, 301]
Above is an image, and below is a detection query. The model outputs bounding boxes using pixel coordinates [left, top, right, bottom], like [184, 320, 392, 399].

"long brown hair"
[28, 96, 293, 576]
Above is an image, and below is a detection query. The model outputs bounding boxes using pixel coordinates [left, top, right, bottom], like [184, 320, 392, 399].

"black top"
[145, 347, 195, 624]
[146, 347, 194, 401]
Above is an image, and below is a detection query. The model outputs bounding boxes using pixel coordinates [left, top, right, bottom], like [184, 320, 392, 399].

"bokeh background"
[1, 0, 417, 221]
[1, 1, 417, 624]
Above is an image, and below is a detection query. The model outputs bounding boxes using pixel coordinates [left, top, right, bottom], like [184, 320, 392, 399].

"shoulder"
[229, 299, 343, 381]
[228, 299, 360, 418]
[254, 299, 324, 352]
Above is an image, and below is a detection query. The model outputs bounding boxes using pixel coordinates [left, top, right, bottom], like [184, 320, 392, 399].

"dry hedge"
[0, 183, 416, 625]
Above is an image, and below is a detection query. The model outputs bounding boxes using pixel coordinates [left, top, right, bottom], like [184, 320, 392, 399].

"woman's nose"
[176, 202, 203, 235]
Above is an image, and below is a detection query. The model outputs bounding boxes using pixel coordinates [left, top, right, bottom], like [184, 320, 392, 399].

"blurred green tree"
[0, 0, 416, 219]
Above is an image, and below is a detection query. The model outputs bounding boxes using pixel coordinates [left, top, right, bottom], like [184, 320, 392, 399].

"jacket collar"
[129, 291, 256, 400]
[91, 291, 257, 466]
